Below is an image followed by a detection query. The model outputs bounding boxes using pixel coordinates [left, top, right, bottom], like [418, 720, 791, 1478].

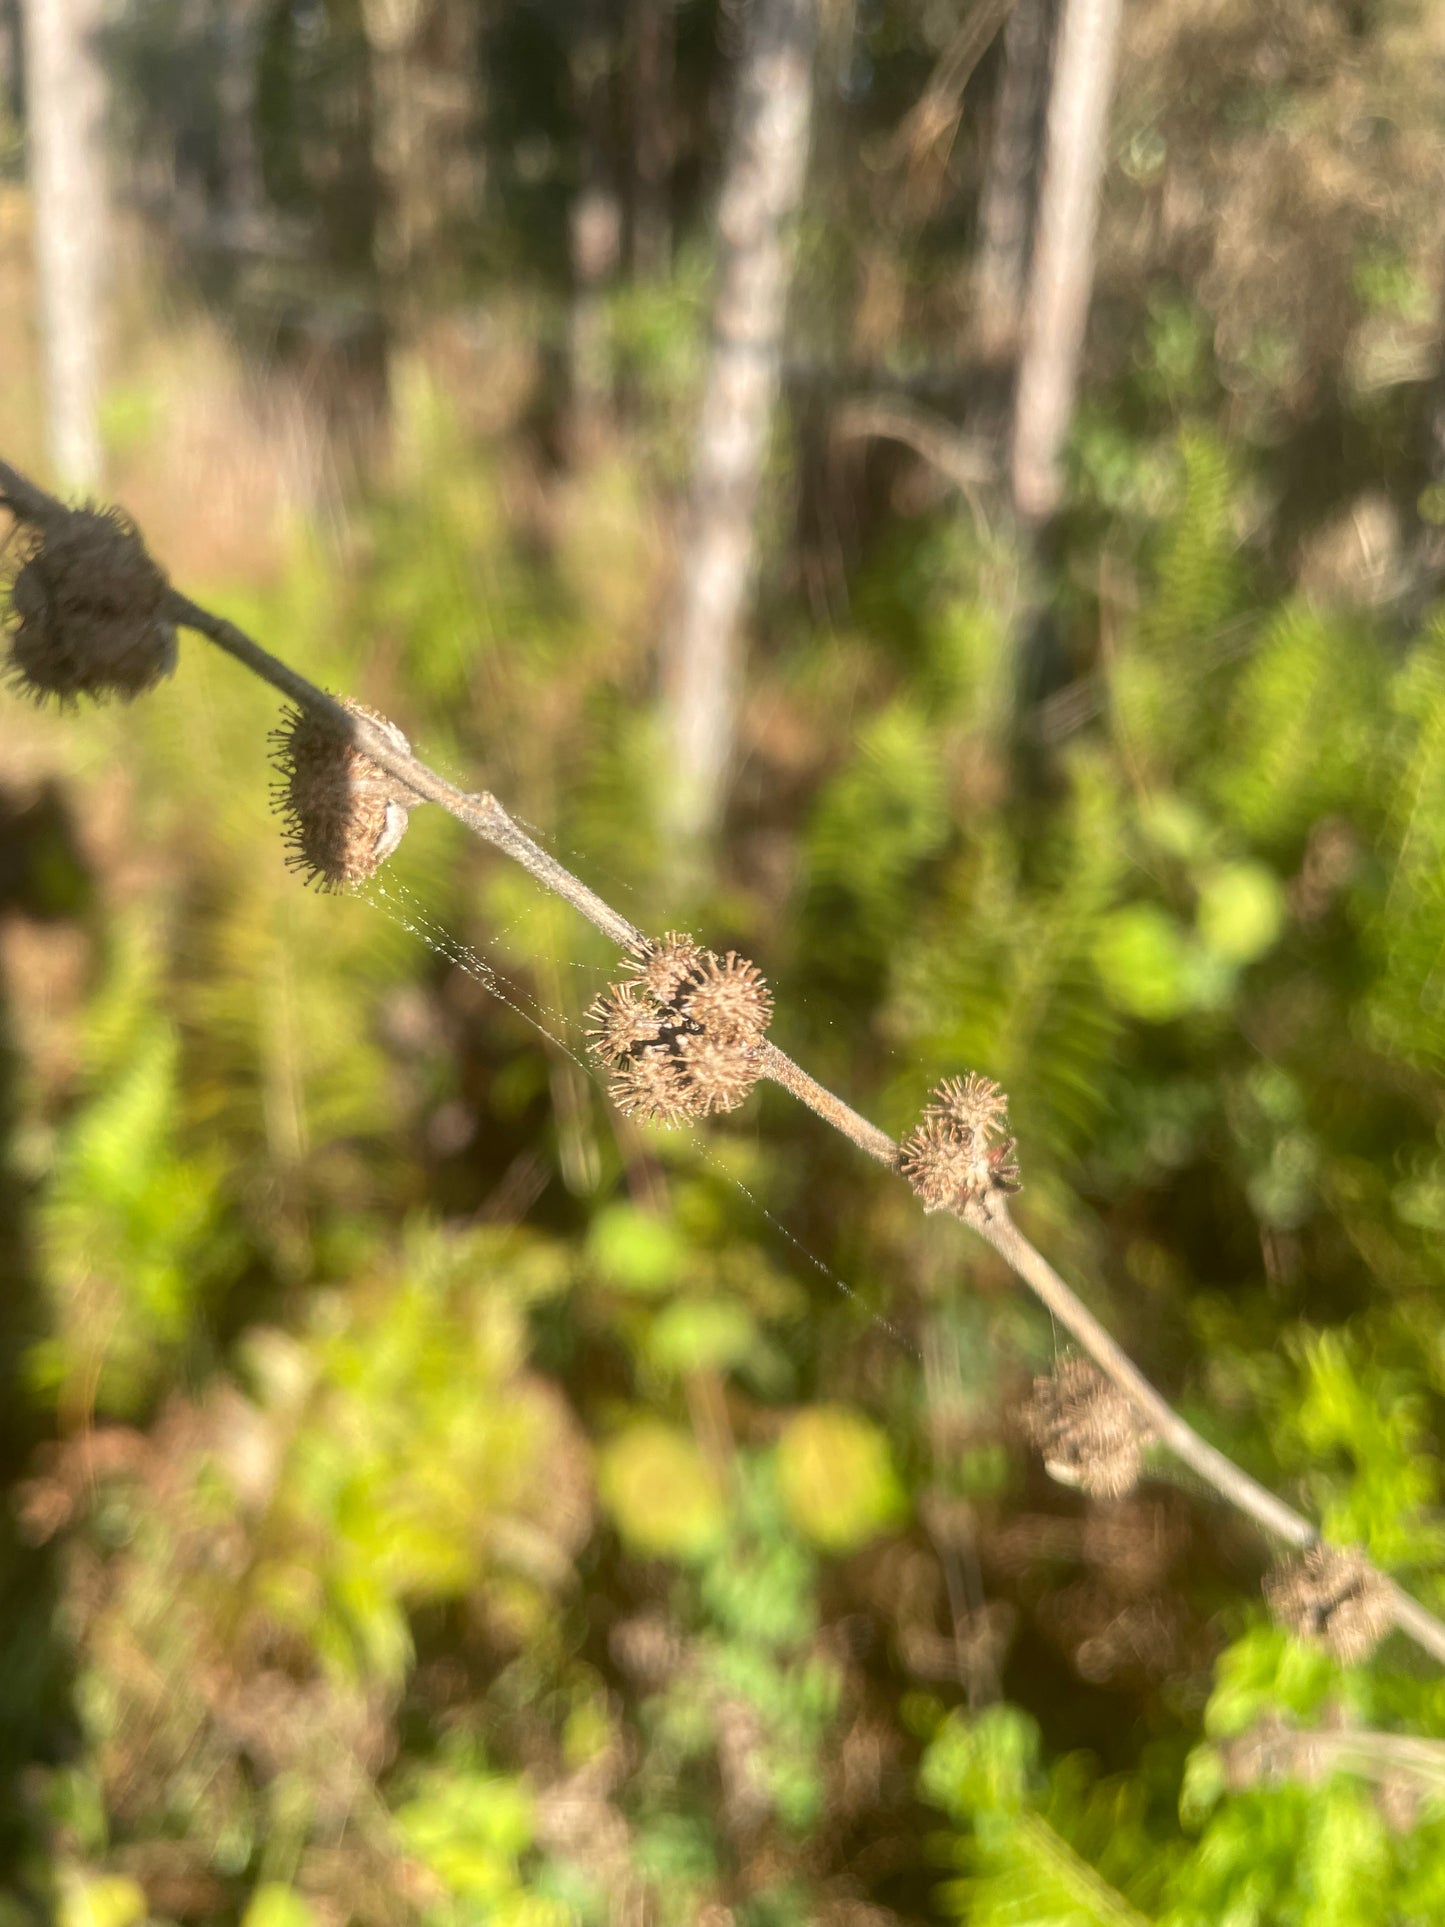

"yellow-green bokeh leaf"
[776, 1405, 904, 1552]
[241, 1887, 319, 1927]
[598, 1420, 725, 1560]
[59, 1876, 148, 1927]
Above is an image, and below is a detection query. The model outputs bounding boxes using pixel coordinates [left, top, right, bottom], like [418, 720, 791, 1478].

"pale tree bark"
[362, 0, 482, 289]
[567, 2, 622, 458]
[664, 0, 816, 850]
[21, 0, 108, 490]
[972, 0, 1055, 365]
[1009, 0, 1123, 523]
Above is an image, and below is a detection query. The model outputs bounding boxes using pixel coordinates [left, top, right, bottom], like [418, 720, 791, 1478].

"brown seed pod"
[899, 1071, 1021, 1212]
[926, 1072, 1011, 1143]
[677, 1028, 763, 1115]
[683, 951, 773, 1048]
[4, 504, 175, 703]
[1020, 1357, 1145, 1500]
[1264, 1543, 1394, 1666]
[271, 698, 416, 891]
[609, 1043, 704, 1125]
[585, 982, 664, 1067]
[626, 931, 705, 1005]
[589, 935, 772, 1126]
[899, 1114, 989, 1212]
[987, 1136, 1023, 1195]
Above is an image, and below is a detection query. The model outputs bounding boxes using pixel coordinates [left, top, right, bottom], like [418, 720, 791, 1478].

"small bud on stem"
[271, 698, 418, 891]
[1021, 1356, 1147, 1499]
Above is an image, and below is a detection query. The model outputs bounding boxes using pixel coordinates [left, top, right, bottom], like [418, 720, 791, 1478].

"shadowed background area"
[3, 2, 1445, 1923]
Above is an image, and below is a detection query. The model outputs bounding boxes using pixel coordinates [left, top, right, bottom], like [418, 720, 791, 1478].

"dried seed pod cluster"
[1264, 1542, 1393, 1666]
[1021, 1357, 1146, 1500]
[4, 504, 176, 703]
[899, 1071, 1020, 1212]
[271, 698, 417, 891]
[587, 932, 772, 1125]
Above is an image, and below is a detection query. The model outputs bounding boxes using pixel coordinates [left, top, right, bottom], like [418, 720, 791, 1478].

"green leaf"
[59, 1877, 148, 1927]
[1195, 862, 1284, 965]
[587, 1203, 685, 1294]
[775, 1406, 904, 1552]
[241, 1888, 319, 1927]
[598, 1421, 726, 1560]
[645, 1299, 758, 1377]
[1091, 905, 1200, 1022]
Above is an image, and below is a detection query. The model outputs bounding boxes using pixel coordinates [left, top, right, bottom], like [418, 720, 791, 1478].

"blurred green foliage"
[7, 370, 1445, 1921]
[5, 1, 1445, 1921]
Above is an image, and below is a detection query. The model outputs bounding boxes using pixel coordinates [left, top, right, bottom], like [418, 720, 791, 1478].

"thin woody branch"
[3, 452, 1444, 1671]
[966, 1197, 1317, 1551]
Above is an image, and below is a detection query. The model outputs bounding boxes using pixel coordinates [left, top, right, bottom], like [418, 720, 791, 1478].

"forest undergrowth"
[5, 261, 1445, 1927]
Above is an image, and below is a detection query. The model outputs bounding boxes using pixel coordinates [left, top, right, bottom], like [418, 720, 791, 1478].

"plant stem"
[970, 1198, 1316, 1546]
[758, 1042, 898, 1166]
[167, 589, 644, 953]
[4, 452, 1445, 1670]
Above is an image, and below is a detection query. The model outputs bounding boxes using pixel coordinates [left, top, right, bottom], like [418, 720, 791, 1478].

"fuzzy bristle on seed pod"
[927, 1072, 1011, 1141]
[1264, 1543, 1394, 1666]
[271, 698, 417, 891]
[587, 934, 772, 1125]
[625, 930, 705, 1005]
[1020, 1357, 1145, 1500]
[899, 1070, 1020, 1212]
[4, 504, 176, 703]
[586, 981, 659, 1068]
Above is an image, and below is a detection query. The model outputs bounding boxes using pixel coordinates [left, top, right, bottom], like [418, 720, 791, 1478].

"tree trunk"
[1009, 0, 1122, 524]
[663, 0, 816, 851]
[972, 0, 1056, 367]
[363, 0, 431, 285]
[362, 0, 481, 290]
[21, 0, 108, 490]
[567, 3, 622, 458]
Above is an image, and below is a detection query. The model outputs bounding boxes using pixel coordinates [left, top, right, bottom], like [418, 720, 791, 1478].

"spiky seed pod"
[927, 1072, 1011, 1143]
[586, 982, 664, 1068]
[1020, 1357, 1145, 1500]
[271, 698, 416, 891]
[987, 1137, 1023, 1195]
[677, 1029, 762, 1115]
[610, 1043, 700, 1125]
[626, 931, 705, 1005]
[684, 951, 773, 1048]
[899, 1115, 989, 1212]
[900, 1070, 1021, 1212]
[589, 935, 772, 1125]
[4, 504, 175, 703]
[1264, 1544, 1394, 1666]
